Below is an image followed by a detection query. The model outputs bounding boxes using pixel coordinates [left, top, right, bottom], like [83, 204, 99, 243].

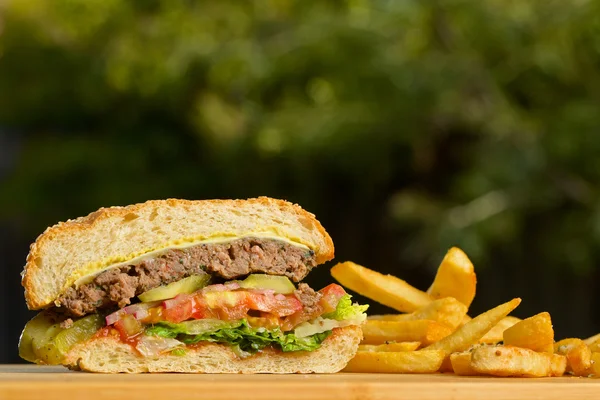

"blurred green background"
[2, 0, 600, 363]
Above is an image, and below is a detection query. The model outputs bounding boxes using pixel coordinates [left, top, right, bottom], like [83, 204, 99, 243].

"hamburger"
[19, 197, 367, 373]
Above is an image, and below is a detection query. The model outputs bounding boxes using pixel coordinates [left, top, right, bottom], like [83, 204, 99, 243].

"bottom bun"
[64, 325, 362, 373]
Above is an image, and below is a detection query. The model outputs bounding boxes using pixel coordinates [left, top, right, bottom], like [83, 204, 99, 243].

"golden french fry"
[588, 352, 600, 377]
[426, 298, 521, 356]
[554, 338, 592, 376]
[438, 356, 454, 373]
[368, 298, 467, 330]
[450, 352, 479, 376]
[462, 315, 472, 325]
[362, 320, 452, 345]
[359, 342, 421, 352]
[471, 346, 566, 377]
[343, 350, 445, 373]
[503, 312, 554, 353]
[549, 352, 569, 377]
[331, 261, 431, 313]
[480, 316, 522, 344]
[427, 247, 477, 307]
[589, 339, 600, 353]
[584, 333, 600, 346]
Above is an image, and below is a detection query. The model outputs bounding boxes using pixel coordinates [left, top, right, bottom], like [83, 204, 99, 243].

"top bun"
[22, 197, 334, 310]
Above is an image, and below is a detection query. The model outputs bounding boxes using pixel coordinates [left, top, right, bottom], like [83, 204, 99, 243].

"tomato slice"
[216, 304, 250, 320]
[272, 295, 303, 317]
[114, 315, 143, 340]
[318, 284, 347, 313]
[152, 285, 343, 327]
[162, 295, 194, 323]
[245, 292, 302, 317]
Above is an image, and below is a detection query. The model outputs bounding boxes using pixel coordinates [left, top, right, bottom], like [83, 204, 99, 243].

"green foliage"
[1, 0, 600, 278]
[322, 294, 369, 321]
[147, 319, 331, 353]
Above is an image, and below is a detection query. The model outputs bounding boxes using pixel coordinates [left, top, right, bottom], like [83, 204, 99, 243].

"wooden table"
[1, 365, 599, 400]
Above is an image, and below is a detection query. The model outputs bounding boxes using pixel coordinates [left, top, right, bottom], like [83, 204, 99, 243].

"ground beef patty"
[294, 283, 322, 317]
[57, 237, 317, 316]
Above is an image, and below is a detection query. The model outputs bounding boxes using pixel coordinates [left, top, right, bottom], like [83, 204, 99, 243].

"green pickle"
[239, 274, 296, 294]
[19, 312, 104, 364]
[53, 314, 103, 354]
[31, 323, 64, 364]
[138, 274, 210, 302]
[18, 312, 57, 363]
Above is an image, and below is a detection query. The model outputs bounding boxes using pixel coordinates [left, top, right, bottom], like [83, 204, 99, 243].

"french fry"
[480, 316, 522, 344]
[554, 338, 592, 376]
[588, 352, 600, 377]
[439, 356, 454, 373]
[427, 247, 477, 307]
[584, 333, 600, 346]
[471, 346, 567, 377]
[450, 352, 479, 376]
[425, 298, 521, 356]
[461, 315, 472, 325]
[368, 298, 468, 330]
[331, 261, 431, 313]
[359, 342, 421, 352]
[589, 339, 600, 353]
[343, 350, 445, 373]
[362, 320, 452, 345]
[503, 312, 554, 353]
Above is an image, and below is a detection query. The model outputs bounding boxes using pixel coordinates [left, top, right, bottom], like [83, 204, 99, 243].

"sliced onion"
[251, 288, 276, 296]
[202, 281, 241, 292]
[162, 293, 189, 310]
[136, 335, 183, 358]
[132, 309, 149, 320]
[202, 284, 227, 292]
[123, 301, 160, 315]
[224, 281, 240, 290]
[105, 310, 125, 326]
[106, 301, 161, 325]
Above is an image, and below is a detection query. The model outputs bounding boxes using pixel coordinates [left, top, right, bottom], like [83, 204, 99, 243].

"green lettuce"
[323, 294, 369, 321]
[146, 319, 331, 353]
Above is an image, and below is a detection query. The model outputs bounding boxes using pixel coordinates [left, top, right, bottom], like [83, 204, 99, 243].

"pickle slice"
[32, 323, 64, 365]
[20, 312, 105, 364]
[19, 312, 56, 363]
[54, 314, 104, 354]
[139, 274, 210, 302]
[239, 274, 296, 294]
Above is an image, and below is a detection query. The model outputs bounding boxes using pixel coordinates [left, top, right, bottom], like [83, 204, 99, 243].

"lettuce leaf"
[322, 294, 369, 321]
[146, 319, 331, 353]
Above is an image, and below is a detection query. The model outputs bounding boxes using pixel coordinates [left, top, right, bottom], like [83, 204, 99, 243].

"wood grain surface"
[1, 365, 599, 400]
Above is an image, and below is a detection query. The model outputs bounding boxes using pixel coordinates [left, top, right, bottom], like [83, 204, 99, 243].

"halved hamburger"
[19, 197, 367, 373]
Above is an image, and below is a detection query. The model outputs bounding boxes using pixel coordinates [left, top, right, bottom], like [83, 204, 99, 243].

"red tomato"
[162, 295, 194, 323]
[190, 297, 219, 320]
[114, 315, 143, 340]
[246, 292, 302, 317]
[157, 286, 317, 325]
[244, 292, 274, 312]
[318, 284, 347, 313]
[216, 304, 250, 320]
[272, 295, 303, 317]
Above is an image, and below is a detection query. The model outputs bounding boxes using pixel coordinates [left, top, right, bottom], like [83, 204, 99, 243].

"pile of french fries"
[332, 247, 600, 377]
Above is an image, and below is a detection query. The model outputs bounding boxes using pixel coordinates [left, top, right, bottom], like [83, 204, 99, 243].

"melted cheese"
[72, 234, 310, 288]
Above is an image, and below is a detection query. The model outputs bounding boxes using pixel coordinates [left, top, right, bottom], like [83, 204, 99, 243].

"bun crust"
[23, 197, 334, 310]
[64, 326, 362, 373]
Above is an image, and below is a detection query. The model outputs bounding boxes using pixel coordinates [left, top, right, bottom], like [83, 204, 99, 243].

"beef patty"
[57, 237, 317, 316]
